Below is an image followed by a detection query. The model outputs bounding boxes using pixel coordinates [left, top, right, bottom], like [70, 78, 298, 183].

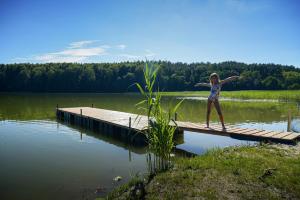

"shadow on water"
[56, 119, 192, 157]
[57, 119, 148, 155]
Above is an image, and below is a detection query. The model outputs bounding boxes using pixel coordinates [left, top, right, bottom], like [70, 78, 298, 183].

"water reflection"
[58, 119, 148, 155]
[0, 93, 299, 199]
[0, 120, 148, 200]
[177, 131, 255, 155]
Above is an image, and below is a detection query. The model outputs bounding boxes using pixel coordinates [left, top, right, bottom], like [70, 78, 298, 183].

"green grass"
[161, 90, 300, 101]
[145, 144, 300, 200]
[109, 144, 300, 199]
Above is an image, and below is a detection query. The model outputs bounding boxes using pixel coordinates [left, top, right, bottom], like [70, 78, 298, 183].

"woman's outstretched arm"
[221, 76, 240, 84]
[194, 82, 211, 87]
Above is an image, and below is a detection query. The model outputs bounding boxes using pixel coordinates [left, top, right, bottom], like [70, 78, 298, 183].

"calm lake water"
[0, 93, 298, 200]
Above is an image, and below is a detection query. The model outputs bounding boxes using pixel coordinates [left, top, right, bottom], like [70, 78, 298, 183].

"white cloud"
[116, 44, 126, 50]
[32, 47, 106, 63]
[145, 49, 156, 57]
[68, 40, 98, 49]
[21, 40, 108, 63]
[12, 40, 156, 63]
[34, 54, 87, 63]
[56, 47, 106, 57]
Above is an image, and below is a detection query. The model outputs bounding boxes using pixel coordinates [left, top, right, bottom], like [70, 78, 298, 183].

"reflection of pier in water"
[57, 107, 300, 144]
[56, 120, 194, 157]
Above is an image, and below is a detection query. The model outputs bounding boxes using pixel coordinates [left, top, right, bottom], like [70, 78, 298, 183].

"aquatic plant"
[135, 62, 183, 171]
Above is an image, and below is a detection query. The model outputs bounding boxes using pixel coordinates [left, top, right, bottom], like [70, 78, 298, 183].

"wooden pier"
[56, 107, 300, 144]
[56, 107, 149, 145]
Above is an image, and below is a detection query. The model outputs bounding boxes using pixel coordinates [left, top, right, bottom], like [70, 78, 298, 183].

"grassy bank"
[107, 144, 300, 199]
[161, 90, 300, 101]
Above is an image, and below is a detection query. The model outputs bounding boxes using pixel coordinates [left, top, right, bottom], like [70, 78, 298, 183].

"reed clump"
[135, 62, 182, 172]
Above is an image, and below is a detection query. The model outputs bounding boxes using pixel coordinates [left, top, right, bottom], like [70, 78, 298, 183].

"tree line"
[0, 61, 300, 92]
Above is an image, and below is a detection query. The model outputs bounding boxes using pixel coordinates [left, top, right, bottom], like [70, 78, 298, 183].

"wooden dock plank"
[282, 133, 299, 140]
[234, 128, 258, 135]
[252, 130, 274, 136]
[226, 126, 251, 133]
[270, 132, 293, 139]
[239, 129, 265, 135]
[227, 128, 255, 135]
[57, 107, 299, 143]
[260, 131, 281, 138]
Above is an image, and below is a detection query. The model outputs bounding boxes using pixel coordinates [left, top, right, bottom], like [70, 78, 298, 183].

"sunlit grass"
[145, 144, 300, 199]
[107, 144, 300, 199]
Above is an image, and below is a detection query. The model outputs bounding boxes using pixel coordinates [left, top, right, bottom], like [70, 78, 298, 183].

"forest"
[0, 61, 300, 92]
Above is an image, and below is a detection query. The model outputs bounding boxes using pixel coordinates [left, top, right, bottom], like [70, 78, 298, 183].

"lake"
[0, 93, 298, 200]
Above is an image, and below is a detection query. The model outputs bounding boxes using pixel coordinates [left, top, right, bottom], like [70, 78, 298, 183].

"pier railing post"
[129, 117, 131, 129]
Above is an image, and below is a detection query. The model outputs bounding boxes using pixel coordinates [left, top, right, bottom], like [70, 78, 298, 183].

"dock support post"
[129, 117, 131, 129]
[128, 117, 132, 143]
[129, 149, 132, 162]
[287, 110, 291, 132]
[80, 109, 83, 126]
[56, 104, 59, 117]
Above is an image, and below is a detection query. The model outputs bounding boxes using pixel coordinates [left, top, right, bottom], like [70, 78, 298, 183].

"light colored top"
[194, 76, 240, 101]
[208, 83, 221, 101]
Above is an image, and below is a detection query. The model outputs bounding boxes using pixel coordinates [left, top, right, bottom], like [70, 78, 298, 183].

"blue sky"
[1, 0, 299, 66]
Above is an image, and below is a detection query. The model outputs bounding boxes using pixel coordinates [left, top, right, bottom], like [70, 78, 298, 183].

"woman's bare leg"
[214, 99, 225, 129]
[206, 99, 213, 128]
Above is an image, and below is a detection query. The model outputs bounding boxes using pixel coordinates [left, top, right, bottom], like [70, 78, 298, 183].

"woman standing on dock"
[195, 73, 239, 130]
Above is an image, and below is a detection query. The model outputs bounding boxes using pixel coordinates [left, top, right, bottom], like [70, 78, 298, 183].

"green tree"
[262, 76, 282, 89]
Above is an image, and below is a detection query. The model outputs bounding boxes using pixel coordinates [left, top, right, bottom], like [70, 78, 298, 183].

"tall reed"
[135, 62, 183, 172]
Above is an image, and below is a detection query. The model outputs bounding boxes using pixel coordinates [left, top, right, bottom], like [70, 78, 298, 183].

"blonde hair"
[209, 73, 220, 85]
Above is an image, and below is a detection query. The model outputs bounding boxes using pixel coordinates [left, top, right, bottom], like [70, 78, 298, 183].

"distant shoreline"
[1, 90, 299, 101]
[1, 62, 300, 92]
